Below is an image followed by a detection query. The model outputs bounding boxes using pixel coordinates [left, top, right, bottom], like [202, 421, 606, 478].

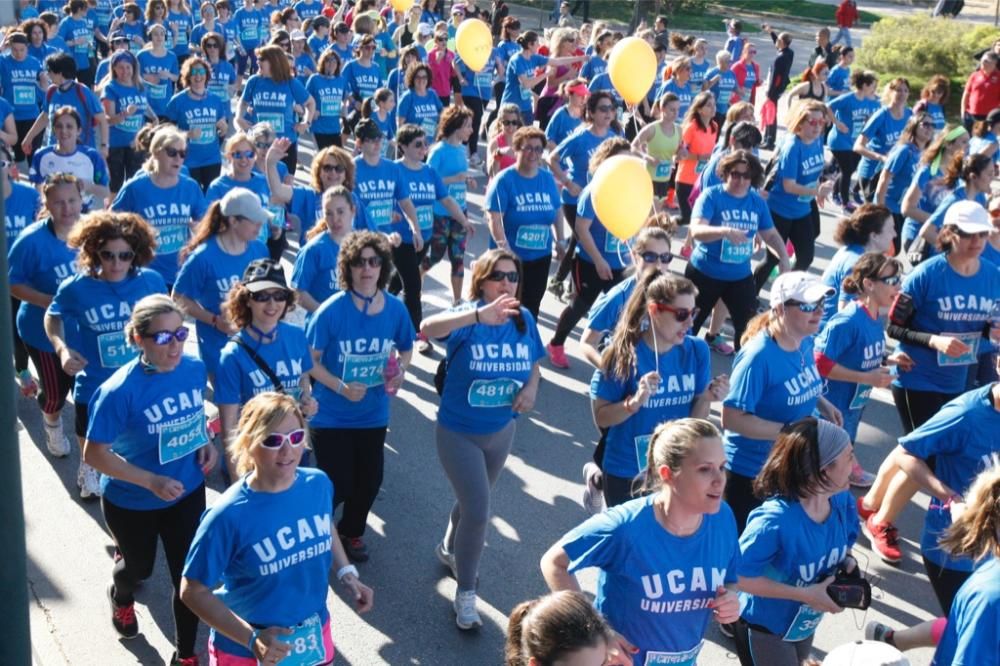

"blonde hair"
[640, 418, 721, 493]
[939, 458, 1000, 562]
[143, 125, 188, 174]
[227, 392, 308, 477]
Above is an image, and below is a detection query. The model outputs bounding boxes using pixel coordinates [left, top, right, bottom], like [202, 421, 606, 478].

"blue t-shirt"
[575, 184, 631, 269]
[232, 7, 267, 49]
[436, 302, 544, 434]
[705, 66, 737, 113]
[970, 131, 1000, 165]
[240, 75, 310, 142]
[858, 106, 912, 179]
[181, 468, 333, 659]
[900, 384, 1000, 571]
[58, 17, 93, 72]
[893, 254, 1000, 394]
[591, 337, 710, 479]
[921, 101, 946, 131]
[294, 0, 324, 19]
[724, 36, 745, 62]
[396, 159, 448, 244]
[723, 334, 824, 477]
[826, 92, 879, 152]
[5, 181, 41, 244]
[827, 64, 850, 94]
[689, 59, 710, 89]
[173, 238, 269, 376]
[815, 301, 887, 440]
[216, 322, 313, 403]
[111, 173, 208, 284]
[485, 165, 561, 262]
[502, 52, 547, 115]
[819, 244, 864, 326]
[768, 136, 825, 219]
[354, 157, 409, 233]
[427, 141, 468, 217]
[306, 290, 415, 428]
[165, 90, 229, 168]
[207, 58, 238, 109]
[0, 54, 43, 120]
[546, 106, 582, 147]
[306, 73, 347, 135]
[8, 220, 78, 352]
[655, 78, 694, 119]
[738, 493, 858, 640]
[290, 231, 342, 326]
[342, 59, 383, 102]
[932, 557, 1000, 665]
[901, 164, 952, 245]
[137, 49, 180, 117]
[101, 80, 150, 148]
[691, 185, 774, 281]
[587, 274, 638, 335]
[42, 83, 103, 149]
[561, 496, 740, 665]
[397, 89, 443, 138]
[47, 268, 167, 404]
[293, 53, 315, 84]
[555, 127, 618, 206]
[87, 355, 210, 510]
[882, 142, 921, 214]
[287, 186, 372, 239]
[456, 53, 495, 100]
[167, 10, 194, 57]
[580, 56, 607, 82]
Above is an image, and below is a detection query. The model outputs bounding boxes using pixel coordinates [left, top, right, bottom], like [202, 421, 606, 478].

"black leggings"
[553, 203, 578, 283]
[281, 142, 299, 176]
[535, 95, 560, 131]
[11, 297, 28, 373]
[831, 149, 860, 205]
[603, 471, 640, 508]
[551, 257, 624, 346]
[107, 145, 144, 193]
[187, 163, 221, 192]
[725, 471, 760, 536]
[676, 182, 694, 225]
[464, 96, 485, 157]
[890, 385, 959, 435]
[314, 133, 343, 150]
[520, 255, 552, 320]
[25, 344, 72, 416]
[311, 425, 388, 538]
[923, 557, 971, 616]
[14, 119, 42, 164]
[102, 486, 206, 659]
[485, 80, 505, 129]
[685, 264, 757, 351]
[753, 208, 819, 294]
[389, 241, 430, 330]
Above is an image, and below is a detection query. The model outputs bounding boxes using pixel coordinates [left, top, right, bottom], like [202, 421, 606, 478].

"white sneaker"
[78, 462, 102, 499]
[582, 462, 605, 515]
[436, 542, 458, 579]
[453, 590, 482, 630]
[44, 419, 71, 457]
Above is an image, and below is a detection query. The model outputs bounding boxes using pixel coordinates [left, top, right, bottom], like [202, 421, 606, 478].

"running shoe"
[865, 514, 902, 564]
[831, 192, 843, 208]
[849, 460, 876, 488]
[453, 590, 483, 630]
[547, 276, 565, 299]
[108, 584, 138, 639]
[78, 462, 102, 500]
[169, 655, 199, 666]
[707, 336, 735, 356]
[546, 343, 570, 369]
[17, 369, 37, 398]
[44, 418, 71, 458]
[342, 536, 370, 563]
[864, 621, 896, 646]
[851, 189, 864, 206]
[665, 188, 677, 210]
[417, 331, 433, 356]
[856, 495, 876, 522]
[582, 462, 605, 515]
[436, 542, 458, 579]
[468, 154, 484, 169]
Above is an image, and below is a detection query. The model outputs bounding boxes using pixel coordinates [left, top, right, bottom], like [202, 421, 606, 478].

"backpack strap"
[229, 334, 286, 394]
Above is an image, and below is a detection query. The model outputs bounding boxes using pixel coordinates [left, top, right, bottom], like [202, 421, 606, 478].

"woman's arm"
[217, 402, 240, 480]
[173, 292, 236, 335]
[738, 574, 841, 613]
[578, 328, 604, 368]
[901, 178, 929, 223]
[539, 543, 580, 591]
[10, 284, 52, 309]
[420, 305, 478, 339]
[574, 215, 610, 278]
[487, 210, 508, 249]
[43, 312, 87, 376]
[234, 98, 252, 131]
[874, 168, 892, 206]
[721, 405, 783, 441]
[264, 140, 294, 204]
[852, 133, 883, 162]
[295, 289, 321, 313]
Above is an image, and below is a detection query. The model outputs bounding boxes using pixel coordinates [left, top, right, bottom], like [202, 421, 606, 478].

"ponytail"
[939, 458, 1000, 562]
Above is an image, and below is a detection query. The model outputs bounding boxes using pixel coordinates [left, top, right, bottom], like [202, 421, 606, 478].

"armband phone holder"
[825, 564, 872, 610]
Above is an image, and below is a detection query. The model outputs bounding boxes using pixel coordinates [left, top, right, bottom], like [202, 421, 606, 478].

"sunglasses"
[190, 67, 207, 75]
[163, 146, 187, 159]
[204, 42, 219, 48]
[640, 251, 673, 264]
[261, 428, 307, 449]
[803, 118, 824, 128]
[650, 302, 699, 322]
[955, 228, 989, 239]
[595, 104, 616, 113]
[486, 270, 519, 283]
[785, 299, 824, 313]
[321, 162, 346, 173]
[232, 149, 256, 160]
[250, 289, 291, 302]
[875, 274, 901, 286]
[728, 170, 752, 181]
[435, 37, 446, 42]
[414, 74, 429, 80]
[350, 255, 383, 268]
[254, 141, 272, 150]
[99, 249, 136, 262]
[143, 326, 190, 345]
[502, 119, 522, 127]
[520, 144, 545, 154]
[407, 140, 427, 149]
[918, 121, 934, 128]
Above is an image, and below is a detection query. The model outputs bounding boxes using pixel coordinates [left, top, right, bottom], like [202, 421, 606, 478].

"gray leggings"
[436, 420, 516, 591]
[734, 619, 814, 666]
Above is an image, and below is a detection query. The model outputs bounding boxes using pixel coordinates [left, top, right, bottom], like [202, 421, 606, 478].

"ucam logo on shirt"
[143, 388, 204, 427]
[469, 342, 532, 373]
[252, 512, 333, 575]
[783, 365, 823, 406]
[83, 301, 134, 331]
[639, 566, 727, 613]
[936, 294, 994, 322]
[512, 191, 555, 213]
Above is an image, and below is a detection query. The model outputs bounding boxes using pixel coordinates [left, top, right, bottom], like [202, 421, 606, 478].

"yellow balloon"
[607, 37, 656, 106]
[390, 0, 413, 12]
[455, 19, 493, 72]
[592, 155, 654, 241]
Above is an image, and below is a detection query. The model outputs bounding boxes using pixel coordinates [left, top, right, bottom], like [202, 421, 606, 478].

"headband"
[931, 126, 970, 173]
[817, 419, 851, 469]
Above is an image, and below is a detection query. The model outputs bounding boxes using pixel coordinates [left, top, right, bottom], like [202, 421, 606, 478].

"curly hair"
[68, 211, 157, 277]
[222, 282, 297, 330]
[337, 231, 393, 291]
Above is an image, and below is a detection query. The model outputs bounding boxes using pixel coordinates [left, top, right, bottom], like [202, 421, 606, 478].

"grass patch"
[720, 0, 881, 25]
[515, 0, 761, 31]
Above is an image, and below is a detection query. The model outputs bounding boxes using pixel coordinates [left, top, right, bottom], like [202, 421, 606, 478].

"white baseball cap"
[943, 199, 991, 234]
[769, 271, 835, 309]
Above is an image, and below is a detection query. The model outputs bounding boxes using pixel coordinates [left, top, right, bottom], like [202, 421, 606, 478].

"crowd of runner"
[5, 0, 1000, 664]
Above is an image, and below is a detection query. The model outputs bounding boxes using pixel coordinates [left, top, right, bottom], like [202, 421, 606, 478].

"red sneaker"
[856, 495, 876, 522]
[865, 514, 902, 564]
[546, 343, 570, 369]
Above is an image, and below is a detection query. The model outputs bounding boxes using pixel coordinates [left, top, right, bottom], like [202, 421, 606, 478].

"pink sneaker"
[546, 343, 570, 369]
[850, 460, 875, 488]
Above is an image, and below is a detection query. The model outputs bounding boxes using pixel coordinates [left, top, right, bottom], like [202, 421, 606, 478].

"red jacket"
[836, 0, 859, 28]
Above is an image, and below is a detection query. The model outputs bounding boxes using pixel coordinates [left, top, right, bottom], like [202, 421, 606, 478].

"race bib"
[97, 331, 137, 368]
[694, 159, 708, 174]
[13, 85, 35, 106]
[147, 81, 167, 100]
[416, 205, 434, 231]
[342, 351, 389, 388]
[259, 614, 324, 666]
[603, 232, 626, 256]
[520, 85, 532, 101]
[157, 410, 210, 464]
[120, 111, 143, 133]
[849, 383, 873, 411]
[473, 71, 492, 91]
[634, 434, 651, 471]
[241, 25, 259, 42]
[448, 182, 467, 208]
[467, 378, 522, 407]
[420, 117, 438, 137]
[190, 121, 216, 145]
[720, 237, 753, 264]
[156, 224, 189, 254]
[175, 28, 188, 46]
[320, 97, 342, 118]
[257, 111, 285, 135]
[654, 161, 672, 179]
[366, 200, 392, 230]
[514, 224, 549, 251]
[643, 641, 702, 665]
[798, 180, 818, 203]
[782, 604, 823, 642]
[208, 81, 228, 100]
[936, 332, 980, 367]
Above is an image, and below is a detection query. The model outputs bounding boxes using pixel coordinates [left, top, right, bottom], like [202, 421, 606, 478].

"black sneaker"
[108, 584, 138, 639]
[342, 536, 370, 563]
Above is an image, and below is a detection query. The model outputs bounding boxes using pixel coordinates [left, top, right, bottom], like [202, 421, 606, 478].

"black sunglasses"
[502, 119, 522, 127]
[250, 289, 291, 303]
[321, 163, 346, 173]
[486, 270, 519, 283]
[875, 274, 902, 286]
[728, 170, 752, 181]
[164, 146, 187, 159]
[143, 327, 189, 345]
[99, 249, 136, 262]
[350, 255, 383, 268]
[785, 299, 824, 313]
